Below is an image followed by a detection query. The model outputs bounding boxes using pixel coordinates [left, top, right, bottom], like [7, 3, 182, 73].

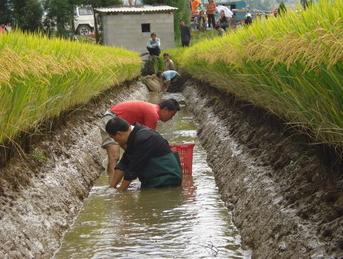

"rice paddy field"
[0, 31, 141, 145]
[170, 0, 343, 152]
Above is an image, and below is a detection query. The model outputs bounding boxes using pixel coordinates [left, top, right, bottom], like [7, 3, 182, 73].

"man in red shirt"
[100, 99, 180, 186]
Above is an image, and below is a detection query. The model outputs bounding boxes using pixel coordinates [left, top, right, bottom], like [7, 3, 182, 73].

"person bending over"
[158, 70, 181, 92]
[105, 117, 182, 191]
[100, 99, 180, 184]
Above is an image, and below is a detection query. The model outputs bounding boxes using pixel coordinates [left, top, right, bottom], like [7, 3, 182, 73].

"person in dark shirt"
[218, 10, 229, 31]
[105, 117, 182, 191]
[245, 13, 253, 26]
[180, 21, 191, 47]
[100, 99, 180, 185]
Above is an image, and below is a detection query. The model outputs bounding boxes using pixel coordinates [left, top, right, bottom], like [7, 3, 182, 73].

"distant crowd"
[190, 0, 253, 34]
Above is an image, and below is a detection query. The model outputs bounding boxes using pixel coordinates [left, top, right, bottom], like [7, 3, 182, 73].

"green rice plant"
[0, 31, 141, 144]
[172, 0, 343, 150]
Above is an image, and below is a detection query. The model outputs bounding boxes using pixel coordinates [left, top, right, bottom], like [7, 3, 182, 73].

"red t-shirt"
[110, 101, 160, 130]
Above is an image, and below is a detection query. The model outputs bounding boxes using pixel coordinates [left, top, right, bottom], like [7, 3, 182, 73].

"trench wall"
[2, 78, 343, 258]
[184, 80, 343, 258]
[0, 82, 149, 258]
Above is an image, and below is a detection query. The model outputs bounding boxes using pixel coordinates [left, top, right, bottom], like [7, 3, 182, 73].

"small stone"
[278, 241, 287, 251]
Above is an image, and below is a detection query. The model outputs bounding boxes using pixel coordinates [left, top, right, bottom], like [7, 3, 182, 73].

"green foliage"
[42, 0, 121, 37]
[43, 0, 74, 37]
[190, 30, 220, 45]
[82, 0, 122, 7]
[31, 148, 48, 163]
[0, 31, 141, 144]
[172, 0, 343, 151]
[12, 0, 43, 32]
[0, 0, 12, 24]
[141, 56, 164, 75]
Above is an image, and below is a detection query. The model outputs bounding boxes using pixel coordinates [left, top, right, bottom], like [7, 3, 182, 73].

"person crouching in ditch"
[100, 99, 180, 186]
[105, 117, 182, 191]
[158, 70, 181, 92]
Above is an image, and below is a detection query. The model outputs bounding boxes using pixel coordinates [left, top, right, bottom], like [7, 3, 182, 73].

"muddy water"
[54, 93, 250, 258]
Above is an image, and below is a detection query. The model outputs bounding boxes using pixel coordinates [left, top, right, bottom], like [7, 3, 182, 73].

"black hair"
[105, 117, 129, 135]
[159, 98, 180, 111]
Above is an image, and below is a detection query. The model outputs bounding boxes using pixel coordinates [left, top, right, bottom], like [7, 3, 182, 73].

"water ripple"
[54, 96, 251, 259]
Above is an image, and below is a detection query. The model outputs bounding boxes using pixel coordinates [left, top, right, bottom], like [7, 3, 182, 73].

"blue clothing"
[147, 38, 161, 48]
[162, 70, 180, 81]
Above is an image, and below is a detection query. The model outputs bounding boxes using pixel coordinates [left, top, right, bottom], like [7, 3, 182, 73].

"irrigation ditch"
[0, 78, 342, 258]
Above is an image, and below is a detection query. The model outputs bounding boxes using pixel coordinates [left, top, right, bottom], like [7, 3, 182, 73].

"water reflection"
[54, 93, 250, 259]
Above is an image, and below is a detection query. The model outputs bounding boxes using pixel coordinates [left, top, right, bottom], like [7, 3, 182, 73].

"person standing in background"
[191, 0, 201, 16]
[206, 0, 216, 29]
[180, 21, 191, 47]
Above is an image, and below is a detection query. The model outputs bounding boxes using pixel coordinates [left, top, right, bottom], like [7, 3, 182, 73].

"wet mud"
[183, 80, 343, 258]
[0, 81, 150, 258]
[1, 77, 343, 258]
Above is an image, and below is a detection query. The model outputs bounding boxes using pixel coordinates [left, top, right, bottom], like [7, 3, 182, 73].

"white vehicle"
[74, 6, 94, 35]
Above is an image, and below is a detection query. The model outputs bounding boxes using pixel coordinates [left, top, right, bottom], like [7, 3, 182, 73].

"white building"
[95, 5, 178, 54]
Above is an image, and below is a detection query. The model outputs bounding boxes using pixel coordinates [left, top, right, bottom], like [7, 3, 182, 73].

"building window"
[141, 23, 150, 33]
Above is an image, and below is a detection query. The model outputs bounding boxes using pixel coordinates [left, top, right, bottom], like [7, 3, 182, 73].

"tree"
[82, 0, 122, 7]
[42, 0, 74, 36]
[11, 0, 43, 31]
[0, 0, 13, 24]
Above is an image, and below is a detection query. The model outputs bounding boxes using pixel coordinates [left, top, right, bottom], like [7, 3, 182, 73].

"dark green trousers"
[140, 152, 182, 188]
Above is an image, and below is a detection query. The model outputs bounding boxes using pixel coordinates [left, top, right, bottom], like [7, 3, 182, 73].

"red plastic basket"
[170, 144, 195, 175]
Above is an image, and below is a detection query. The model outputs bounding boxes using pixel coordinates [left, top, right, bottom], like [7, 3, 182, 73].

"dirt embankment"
[0, 81, 149, 258]
[184, 80, 343, 258]
[1, 76, 343, 258]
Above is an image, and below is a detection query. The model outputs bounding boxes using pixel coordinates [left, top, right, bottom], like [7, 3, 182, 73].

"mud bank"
[183, 80, 343, 258]
[0, 82, 149, 258]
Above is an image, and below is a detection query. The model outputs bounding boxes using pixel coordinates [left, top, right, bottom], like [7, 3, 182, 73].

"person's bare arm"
[117, 180, 131, 192]
[106, 144, 120, 181]
[110, 169, 124, 188]
[163, 81, 171, 92]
